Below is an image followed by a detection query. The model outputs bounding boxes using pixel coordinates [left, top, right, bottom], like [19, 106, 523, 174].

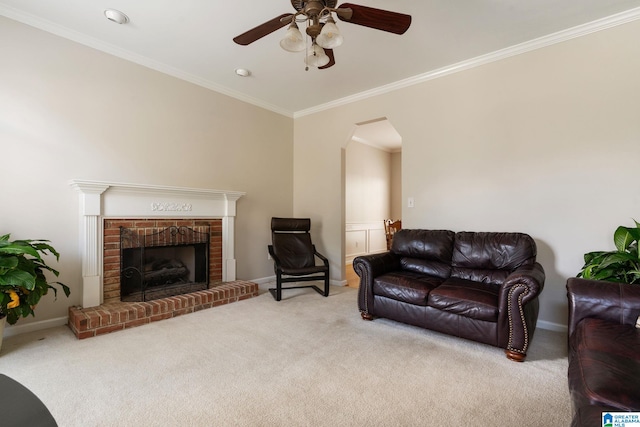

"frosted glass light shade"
[316, 18, 343, 49]
[280, 23, 306, 52]
[305, 43, 330, 67]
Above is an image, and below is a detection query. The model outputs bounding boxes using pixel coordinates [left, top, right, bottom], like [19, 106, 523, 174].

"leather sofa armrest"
[567, 277, 640, 338]
[502, 262, 546, 301]
[498, 262, 545, 358]
[353, 252, 401, 315]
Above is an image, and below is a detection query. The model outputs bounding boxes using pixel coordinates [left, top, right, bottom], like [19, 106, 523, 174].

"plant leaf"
[614, 226, 636, 252]
[0, 242, 42, 259]
[0, 269, 36, 290]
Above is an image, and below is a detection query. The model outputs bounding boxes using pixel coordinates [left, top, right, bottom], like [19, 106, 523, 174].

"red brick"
[150, 312, 172, 322]
[124, 318, 150, 329]
[76, 330, 96, 339]
[95, 324, 124, 336]
[86, 312, 101, 329]
[194, 303, 212, 312]
[213, 299, 229, 307]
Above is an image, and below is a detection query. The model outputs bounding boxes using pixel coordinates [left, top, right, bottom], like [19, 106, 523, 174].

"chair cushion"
[570, 318, 640, 411]
[272, 233, 315, 269]
[427, 277, 500, 321]
[373, 272, 444, 306]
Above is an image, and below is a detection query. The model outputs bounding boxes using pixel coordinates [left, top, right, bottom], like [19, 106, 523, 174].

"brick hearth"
[68, 280, 258, 339]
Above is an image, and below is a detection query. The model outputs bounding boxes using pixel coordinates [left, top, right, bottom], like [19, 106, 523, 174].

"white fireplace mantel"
[70, 180, 245, 308]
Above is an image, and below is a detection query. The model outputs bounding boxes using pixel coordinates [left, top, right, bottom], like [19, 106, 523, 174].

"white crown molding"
[294, 6, 640, 118]
[0, 5, 294, 118]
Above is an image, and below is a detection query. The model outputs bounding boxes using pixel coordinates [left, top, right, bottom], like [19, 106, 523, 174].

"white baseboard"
[3, 316, 68, 338]
[537, 320, 567, 333]
[249, 276, 276, 286]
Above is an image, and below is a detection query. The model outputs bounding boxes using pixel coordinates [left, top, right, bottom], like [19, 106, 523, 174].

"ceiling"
[2, 0, 640, 118]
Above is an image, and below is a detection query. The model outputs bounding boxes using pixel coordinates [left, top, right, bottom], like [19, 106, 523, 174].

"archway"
[342, 117, 402, 287]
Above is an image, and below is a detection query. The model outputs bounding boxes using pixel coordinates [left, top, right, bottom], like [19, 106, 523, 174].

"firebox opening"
[119, 225, 211, 302]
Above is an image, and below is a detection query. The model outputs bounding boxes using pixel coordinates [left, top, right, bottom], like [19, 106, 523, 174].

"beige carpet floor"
[0, 285, 571, 426]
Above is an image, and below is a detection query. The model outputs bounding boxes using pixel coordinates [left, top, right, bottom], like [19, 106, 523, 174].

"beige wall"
[294, 20, 640, 328]
[1, 17, 294, 327]
[345, 141, 391, 223]
[390, 151, 402, 221]
[4, 15, 640, 331]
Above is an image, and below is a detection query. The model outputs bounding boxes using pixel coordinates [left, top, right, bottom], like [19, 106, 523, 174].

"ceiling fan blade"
[337, 3, 411, 35]
[233, 13, 294, 46]
[319, 49, 335, 70]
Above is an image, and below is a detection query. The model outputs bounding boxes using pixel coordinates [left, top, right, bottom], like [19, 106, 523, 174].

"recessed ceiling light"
[104, 9, 129, 25]
[235, 68, 251, 77]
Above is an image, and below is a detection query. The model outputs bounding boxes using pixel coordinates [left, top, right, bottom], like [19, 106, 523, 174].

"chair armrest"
[567, 277, 640, 338]
[312, 245, 330, 267]
[353, 252, 401, 315]
[498, 262, 545, 356]
[267, 245, 284, 273]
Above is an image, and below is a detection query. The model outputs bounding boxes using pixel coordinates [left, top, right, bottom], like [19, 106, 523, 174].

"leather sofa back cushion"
[451, 232, 536, 284]
[391, 229, 455, 278]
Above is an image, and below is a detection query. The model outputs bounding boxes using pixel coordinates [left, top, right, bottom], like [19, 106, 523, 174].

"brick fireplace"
[68, 180, 258, 339]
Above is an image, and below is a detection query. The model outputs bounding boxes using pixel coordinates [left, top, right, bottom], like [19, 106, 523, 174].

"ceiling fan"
[233, 1, 412, 70]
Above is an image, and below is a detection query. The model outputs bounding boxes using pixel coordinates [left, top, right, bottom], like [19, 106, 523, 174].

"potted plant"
[0, 234, 70, 329]
[577, 219, 640, 284]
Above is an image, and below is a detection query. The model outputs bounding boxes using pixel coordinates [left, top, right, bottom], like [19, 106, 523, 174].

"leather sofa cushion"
[400, 257, 451, 279]
[570, 318, 640, 411]
[451, 232, 536, 285]
[373, 272, 444, 306]
[391, 230, 455, 278]
[427, 277, 500, 321]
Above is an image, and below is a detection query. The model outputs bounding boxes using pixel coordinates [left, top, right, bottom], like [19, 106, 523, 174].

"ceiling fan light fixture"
[279, 22, 306, 52]
[316, 16, 343, 49]
[305, 43, 330, 68]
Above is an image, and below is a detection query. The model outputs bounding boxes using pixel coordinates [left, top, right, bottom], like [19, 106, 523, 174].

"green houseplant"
[577, 219, 640, 284]
[0, 234, 70, 325]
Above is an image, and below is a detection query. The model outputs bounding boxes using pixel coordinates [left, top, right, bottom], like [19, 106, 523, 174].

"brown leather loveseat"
[353, 229, 545, 361]
[567, 277, 640, 427]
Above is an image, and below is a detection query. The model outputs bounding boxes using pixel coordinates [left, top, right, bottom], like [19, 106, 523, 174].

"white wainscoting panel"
[345, 222, 387, 263]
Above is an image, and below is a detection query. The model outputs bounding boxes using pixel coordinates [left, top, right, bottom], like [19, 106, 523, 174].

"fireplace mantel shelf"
[69, 180, 245, 201]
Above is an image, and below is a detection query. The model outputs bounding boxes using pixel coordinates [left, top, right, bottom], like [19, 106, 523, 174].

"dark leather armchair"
[567, 278, 640, 426]
[268, 217, 330, 301]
